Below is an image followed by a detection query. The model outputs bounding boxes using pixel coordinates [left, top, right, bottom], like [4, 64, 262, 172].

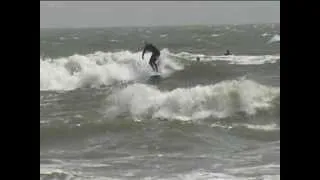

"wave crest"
[105, 79, 280, 121]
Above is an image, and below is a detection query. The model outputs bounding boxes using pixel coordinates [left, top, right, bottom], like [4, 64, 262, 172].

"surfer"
[142, 41, 160, 72]
[224, 50, 232, 56]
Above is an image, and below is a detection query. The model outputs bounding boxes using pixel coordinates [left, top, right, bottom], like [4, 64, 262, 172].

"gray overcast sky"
[40, 1, 280, 28]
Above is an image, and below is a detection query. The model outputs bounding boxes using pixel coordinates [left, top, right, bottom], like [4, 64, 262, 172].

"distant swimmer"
[196, 57, 200, 62]
[142, 41, 160, 72]
[224, 50, 232, 56]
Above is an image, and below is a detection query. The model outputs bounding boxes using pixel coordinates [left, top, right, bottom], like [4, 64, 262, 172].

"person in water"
[142, 41, 160, 72]
[224, 50, 232, 56]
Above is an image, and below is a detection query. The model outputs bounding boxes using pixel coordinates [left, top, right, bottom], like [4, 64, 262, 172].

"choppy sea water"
[40, 24, 280, 180]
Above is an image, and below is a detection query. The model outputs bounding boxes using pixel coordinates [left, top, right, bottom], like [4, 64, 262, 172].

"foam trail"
[173, 52, 280, 65]
[233, 123, 279, 131]
[146, 170, 275, 180]
[105, 79, 280, 121]
[40, 49, 183, 91]
[226, 164, 280, 177]
[167, 171, 244, 180]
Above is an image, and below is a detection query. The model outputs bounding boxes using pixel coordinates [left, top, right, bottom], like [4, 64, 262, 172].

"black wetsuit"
[142, 43, 160, 72]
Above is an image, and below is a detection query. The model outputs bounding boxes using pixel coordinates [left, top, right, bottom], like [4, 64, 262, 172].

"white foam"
[40, 165, 76, 180]
[40, 165, 118, 180]
[226, 164, 280, 176]
[40, 167, 65, 175]
[227, 55, 279, 65]
[268, 34, 280, 44]
[105, 79, 279, 121]
[40, 49, 183, 91]
[211, 34, 221, 37]
[160, 34, 168, 38]
[262, 175, 280, 180]
[175, 171, 239, 180]
[40, 49, 279, 91]
[210, 124, 232, 129]
[109, 39, 119, 42]
[233, 123, 279, 131]
[261, 33, 271, 37]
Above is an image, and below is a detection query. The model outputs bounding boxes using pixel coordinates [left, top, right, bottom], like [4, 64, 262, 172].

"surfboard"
[147, 74, 161, 84]
[150, 72, 161, 77]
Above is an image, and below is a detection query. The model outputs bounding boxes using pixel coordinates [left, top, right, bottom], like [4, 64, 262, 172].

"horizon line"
[40, 22, 280, 29]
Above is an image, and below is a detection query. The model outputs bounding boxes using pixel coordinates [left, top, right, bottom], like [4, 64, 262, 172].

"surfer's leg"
[150, 54, 159, 72]
[149, 55, 158, 72]
[154, 62, 158, 72]
[149, 60, 155, 71]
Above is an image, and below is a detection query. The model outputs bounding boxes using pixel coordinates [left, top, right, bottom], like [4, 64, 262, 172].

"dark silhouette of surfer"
[142, 42, 160, 72]
[224, 50, 232, 56]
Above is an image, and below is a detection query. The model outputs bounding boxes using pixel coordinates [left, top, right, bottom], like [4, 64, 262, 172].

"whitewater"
[40, 49, 279, 91]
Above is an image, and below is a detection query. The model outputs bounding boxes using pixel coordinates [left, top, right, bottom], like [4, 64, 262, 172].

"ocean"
[40, 24, 280, 180]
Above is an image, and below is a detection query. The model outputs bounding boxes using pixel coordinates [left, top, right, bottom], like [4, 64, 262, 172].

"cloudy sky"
[40, 1, 280, 28]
